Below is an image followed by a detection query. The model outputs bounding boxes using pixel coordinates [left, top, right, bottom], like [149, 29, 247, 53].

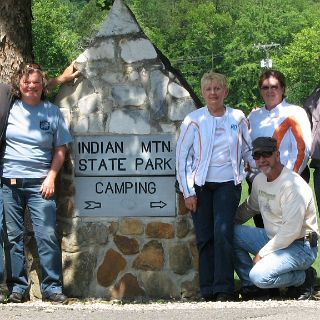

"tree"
[32, 0, 109, 78]
[32, 0, 81, 77]
[276, 22, 320, 104]
[220, 0, 320, 112]
[0, 0, 33, 83]
[126, 0, 320, 111]
[29, 0, 320, 109]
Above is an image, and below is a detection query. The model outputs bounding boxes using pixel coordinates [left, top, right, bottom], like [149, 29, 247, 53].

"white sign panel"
[75, 176, 176, 217]
[74, 134, 176, 176]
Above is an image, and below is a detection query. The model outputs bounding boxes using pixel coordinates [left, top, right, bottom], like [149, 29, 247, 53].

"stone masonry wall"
[57, 200, 198, 299]
[41, 0, 203, 300]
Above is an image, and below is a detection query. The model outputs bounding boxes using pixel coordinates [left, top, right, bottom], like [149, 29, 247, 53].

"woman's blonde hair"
[201, 71, 228, 91]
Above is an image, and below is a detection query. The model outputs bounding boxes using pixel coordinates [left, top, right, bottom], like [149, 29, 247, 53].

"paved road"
[1, 300, 320, 320]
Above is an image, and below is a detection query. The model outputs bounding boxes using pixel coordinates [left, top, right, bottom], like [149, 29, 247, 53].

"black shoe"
[239, 285, 270, 301]
[269, 287, 281, 298]
[286, 286, 300, 299]
[215, 293, 235, 302]
[9, 292, 23, 303]
[297, 267, 317, 300]
[46, 293, 68, 304]
[202, 294, 215, 302]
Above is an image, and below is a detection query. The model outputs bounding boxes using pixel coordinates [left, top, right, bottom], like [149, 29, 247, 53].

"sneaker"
[297, 267, 317, 300]
[46, 293, 68, 304]
[0, 293, 5, 303]
[239, 285, 271, 301]
[9, 292, 24, 303]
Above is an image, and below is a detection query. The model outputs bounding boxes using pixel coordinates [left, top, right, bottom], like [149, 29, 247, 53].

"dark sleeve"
[0, 83, 13, 148]
[303, 88, 320, 127]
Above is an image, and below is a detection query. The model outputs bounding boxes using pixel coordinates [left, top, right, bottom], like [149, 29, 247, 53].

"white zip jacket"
[248, 99, 311, 174]
[176, 106, 254, 198]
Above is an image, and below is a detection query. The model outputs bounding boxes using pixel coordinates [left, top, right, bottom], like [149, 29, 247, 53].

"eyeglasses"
[252, 151, 274, 160]
[24, 63, 42, 70]
[260, 85, 280, 91]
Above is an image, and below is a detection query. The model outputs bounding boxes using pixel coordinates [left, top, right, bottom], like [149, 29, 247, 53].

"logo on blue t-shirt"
[231, 124, 238, 130]
[40, 120, 50, 131]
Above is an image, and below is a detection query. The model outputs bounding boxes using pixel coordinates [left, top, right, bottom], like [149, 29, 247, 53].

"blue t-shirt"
[2, 100, 72, 178]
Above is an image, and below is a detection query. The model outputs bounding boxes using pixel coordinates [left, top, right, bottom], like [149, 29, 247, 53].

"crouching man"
[234, 137, 319, 300]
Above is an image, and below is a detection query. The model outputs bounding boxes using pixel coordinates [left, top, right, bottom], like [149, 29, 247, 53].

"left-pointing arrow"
[84, 201, 102, 210]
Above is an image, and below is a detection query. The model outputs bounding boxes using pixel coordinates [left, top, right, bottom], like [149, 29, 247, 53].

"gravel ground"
[1, 299, 320, 320]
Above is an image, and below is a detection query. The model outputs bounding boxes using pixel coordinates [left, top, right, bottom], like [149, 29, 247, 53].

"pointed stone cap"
[56, 0, 202, 135]
[97, 0, 141, 37]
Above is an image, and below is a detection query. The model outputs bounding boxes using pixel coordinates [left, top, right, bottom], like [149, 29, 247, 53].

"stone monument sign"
[50, 0, 203, 300]
[74, 134, 176, 217]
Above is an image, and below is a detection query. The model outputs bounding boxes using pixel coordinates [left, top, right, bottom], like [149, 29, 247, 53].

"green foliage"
[32, 0, 320, 110]
[32, 0, 108, 78]
[218, 0, 320, 111]
[276, 22, 320, 104]
[32, 0, 80, 77]
[127, 0, 233, 102]
[126, 0, 320, 111]
[73, 0, 108, 48]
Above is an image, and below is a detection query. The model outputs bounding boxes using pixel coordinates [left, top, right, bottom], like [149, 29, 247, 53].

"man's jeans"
[234, 225, 318, 288]
[2, 178, 63, 298]
[192, 181, 241, 297]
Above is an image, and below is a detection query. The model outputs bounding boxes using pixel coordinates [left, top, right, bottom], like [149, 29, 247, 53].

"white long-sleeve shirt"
[236, 167, 319, 257]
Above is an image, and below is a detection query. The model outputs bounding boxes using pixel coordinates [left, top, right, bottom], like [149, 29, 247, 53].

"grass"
[238, 168, 320, 284]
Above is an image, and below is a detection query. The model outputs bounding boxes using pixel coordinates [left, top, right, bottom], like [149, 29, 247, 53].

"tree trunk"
[0, 0, 33, 83]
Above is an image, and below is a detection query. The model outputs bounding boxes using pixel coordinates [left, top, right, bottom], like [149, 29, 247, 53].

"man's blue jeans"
[2, 178, 63, 298]
[234, 225, 317, 288]
[192, 181, 241, 297]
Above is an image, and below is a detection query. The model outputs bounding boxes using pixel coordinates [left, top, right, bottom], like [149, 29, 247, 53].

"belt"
[1, 177, 44, 186]
[296, 232, 318, 248]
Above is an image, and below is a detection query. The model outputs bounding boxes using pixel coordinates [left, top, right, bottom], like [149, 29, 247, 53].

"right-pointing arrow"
[150, 201, 167, 209]
[84, 201, 102, 210]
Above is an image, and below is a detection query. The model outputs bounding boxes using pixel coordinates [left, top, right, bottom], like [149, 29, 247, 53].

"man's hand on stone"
[56, 61, 81, 84]
[47, 61, 81, 90]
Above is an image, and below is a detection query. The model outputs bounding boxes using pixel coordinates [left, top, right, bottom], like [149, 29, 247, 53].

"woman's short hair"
[258, 69, 286, 92]
[201, 71, 228, 91]
[11, 63, 49, 100]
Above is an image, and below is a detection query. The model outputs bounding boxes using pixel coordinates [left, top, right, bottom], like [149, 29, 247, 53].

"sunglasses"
[260, 85, 280, 91]
[24, 63, 42, 70]
[252, 151, 274, 160]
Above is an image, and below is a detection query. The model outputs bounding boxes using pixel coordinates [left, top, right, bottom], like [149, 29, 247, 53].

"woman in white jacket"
[176, 71, 254, 301]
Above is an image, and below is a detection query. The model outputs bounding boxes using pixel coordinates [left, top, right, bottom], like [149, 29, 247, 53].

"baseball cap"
[252, 137, 277, 154]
